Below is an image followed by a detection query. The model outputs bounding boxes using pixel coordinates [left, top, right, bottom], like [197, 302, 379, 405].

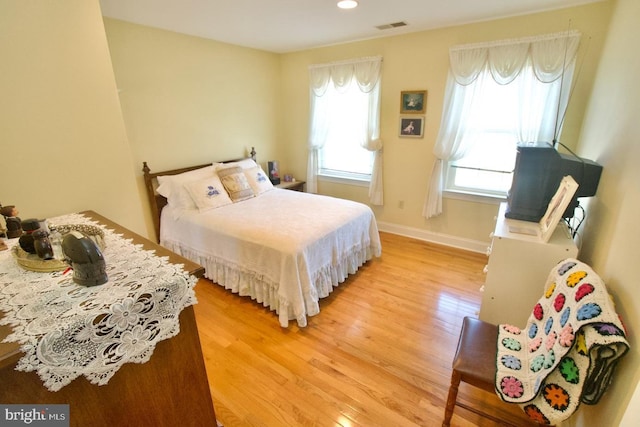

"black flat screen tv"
[505, 141, 603, 222]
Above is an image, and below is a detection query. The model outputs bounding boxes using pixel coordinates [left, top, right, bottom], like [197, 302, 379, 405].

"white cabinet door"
[479, 203, 578, 326]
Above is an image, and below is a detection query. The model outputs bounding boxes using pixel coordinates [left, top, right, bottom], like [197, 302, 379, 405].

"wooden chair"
[442, 316, 544, 427]
[443, 258, 631, 427]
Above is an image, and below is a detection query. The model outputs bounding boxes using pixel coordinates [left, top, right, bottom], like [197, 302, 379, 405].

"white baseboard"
[376, 221, 489, 254]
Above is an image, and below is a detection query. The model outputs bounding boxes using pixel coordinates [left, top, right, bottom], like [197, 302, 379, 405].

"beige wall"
[567, 0, 640, 424]
[0, 0, 145, 234]
[279, 2, 613, 246]
[103, 19, 282, 238]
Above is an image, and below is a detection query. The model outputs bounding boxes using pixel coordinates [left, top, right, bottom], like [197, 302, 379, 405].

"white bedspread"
[160, 189, 381, 327]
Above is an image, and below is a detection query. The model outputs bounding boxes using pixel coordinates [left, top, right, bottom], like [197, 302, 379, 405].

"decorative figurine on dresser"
[0, 204, 23, 239]
[18, 218, 41, 254]
[61, 230, 108, 286]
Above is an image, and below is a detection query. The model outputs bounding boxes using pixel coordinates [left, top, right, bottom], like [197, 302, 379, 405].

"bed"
[142, 154, 381, 327]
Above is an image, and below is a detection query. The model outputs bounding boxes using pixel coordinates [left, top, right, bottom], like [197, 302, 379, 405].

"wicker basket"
[12, 245, 67, 272]
[50, 224, 106, 250]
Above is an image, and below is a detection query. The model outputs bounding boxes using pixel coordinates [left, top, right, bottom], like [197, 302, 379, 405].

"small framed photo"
[538, 175, 579, 242]
[400, 90, 427, 114]
[267, 160, 281, 185]
[399, 116, 424, 138]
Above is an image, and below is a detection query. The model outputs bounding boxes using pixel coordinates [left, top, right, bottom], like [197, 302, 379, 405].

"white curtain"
[423, 31, 581, 218]
[307, 56, 384, 205]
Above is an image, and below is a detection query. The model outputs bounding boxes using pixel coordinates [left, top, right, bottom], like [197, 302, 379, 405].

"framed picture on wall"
[399, 116, 424, 138]
[400, 90, 427, 114]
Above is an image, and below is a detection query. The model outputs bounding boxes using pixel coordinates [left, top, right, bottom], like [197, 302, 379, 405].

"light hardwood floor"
[193, 232, 539, 427]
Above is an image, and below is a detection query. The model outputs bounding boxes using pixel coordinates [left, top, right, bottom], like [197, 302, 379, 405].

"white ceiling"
[99, 0, 600, 53]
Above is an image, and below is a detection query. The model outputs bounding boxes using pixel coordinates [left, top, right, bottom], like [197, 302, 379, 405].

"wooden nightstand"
[277, 180, 305, 192]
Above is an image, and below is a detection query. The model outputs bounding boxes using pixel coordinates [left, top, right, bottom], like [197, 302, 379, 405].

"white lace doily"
[0, 213, 197, 392]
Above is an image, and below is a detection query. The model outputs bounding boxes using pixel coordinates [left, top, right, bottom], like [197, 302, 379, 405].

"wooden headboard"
[142, 148, 256, 242]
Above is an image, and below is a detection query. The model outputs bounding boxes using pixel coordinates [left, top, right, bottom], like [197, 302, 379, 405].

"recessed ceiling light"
[337, 0, 358, 10]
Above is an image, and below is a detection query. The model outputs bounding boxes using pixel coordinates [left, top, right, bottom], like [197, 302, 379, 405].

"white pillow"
[156, 165, 215, 210]
[185, 174, 233, 212]
[244, 166, 274, 195]
[217, 166, 255, 202]
[215, 158, 257, 171]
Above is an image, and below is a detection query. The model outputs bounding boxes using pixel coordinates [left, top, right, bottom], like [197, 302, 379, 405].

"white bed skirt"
[163, 240, 375, 327]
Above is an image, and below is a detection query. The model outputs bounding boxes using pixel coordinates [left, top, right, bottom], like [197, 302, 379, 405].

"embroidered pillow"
[244, 166, 274, 195]
[156, 165, 215, 210]
[217, 166, 255, 202]
[185, 174, 233, 212]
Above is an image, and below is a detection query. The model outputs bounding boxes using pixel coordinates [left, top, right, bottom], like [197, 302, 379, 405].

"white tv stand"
[478, 203, 578, 326]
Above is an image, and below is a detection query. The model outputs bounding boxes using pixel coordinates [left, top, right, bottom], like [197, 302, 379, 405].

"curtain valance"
[309, 56, 383, 95]
[450, 31, 581, 86]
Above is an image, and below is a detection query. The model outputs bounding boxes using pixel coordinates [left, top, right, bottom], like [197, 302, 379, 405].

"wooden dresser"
[0, 211, 217, 427]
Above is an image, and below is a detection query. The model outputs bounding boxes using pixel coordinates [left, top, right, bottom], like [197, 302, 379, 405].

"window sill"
[318, 174, 370, 188]
[443, 189, 505, 205]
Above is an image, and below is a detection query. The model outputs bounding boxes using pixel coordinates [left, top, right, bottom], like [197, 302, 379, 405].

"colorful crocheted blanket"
[494, 259, 629, 425]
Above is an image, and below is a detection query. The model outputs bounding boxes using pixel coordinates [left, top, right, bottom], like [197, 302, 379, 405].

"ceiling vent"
[376, 21, 408, 30]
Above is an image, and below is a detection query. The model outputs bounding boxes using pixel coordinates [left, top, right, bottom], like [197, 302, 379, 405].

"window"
[446, 70, 563, 197]
[317, 79, 375, 181]
[446, 133, 516, 196]
[307, 56, 384, 205]
[424, 31, 580, 218]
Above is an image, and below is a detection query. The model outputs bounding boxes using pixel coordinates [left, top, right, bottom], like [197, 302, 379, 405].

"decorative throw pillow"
[217, 166, 255, 202]
[185, 174, 233, 212]
[244, 166, 274, 195]
[156, 166, 216, 210]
